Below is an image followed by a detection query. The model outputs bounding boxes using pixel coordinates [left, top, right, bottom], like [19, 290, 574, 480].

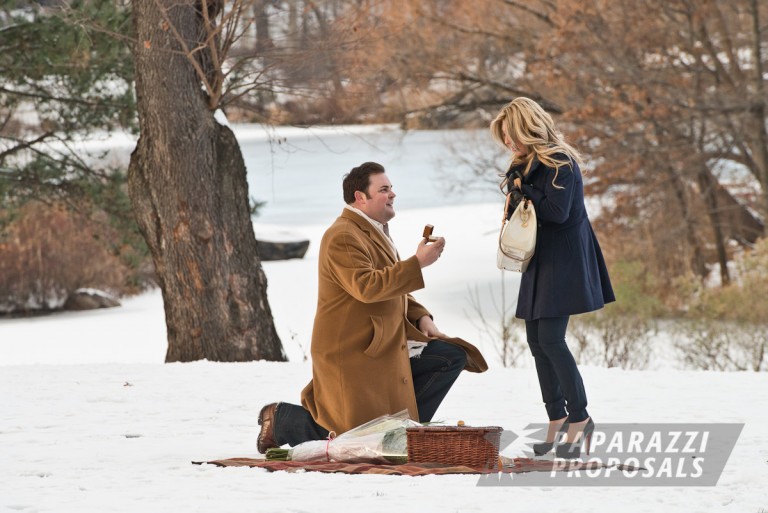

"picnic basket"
[406, 425, 503, 467]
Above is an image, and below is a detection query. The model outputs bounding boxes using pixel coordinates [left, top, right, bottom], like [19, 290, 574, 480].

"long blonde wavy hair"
[490, 97, 582, 190]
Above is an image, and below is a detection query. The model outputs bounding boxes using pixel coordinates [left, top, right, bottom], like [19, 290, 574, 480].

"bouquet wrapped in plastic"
[266, 410, 421, 464]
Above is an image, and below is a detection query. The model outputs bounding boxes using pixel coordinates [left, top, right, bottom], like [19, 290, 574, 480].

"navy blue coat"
[508, 155, 615, 321]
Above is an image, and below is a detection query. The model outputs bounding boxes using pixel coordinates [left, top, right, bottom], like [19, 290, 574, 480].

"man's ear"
[354, 190, 366, 204]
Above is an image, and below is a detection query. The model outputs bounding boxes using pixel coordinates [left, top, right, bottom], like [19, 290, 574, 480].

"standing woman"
[490, 97, 615, 458]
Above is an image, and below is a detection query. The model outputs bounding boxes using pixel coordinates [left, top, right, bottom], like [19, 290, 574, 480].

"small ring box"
[423, 224, 438, 243]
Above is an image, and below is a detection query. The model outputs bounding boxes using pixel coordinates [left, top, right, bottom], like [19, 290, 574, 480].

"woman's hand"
[511, 169, 524, 190]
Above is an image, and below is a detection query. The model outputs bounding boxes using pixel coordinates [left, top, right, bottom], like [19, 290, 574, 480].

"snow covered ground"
[1, 125, 766, 513]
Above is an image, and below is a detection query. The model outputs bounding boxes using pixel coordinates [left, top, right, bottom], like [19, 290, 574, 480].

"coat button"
[401, 344, 406, 350]
[402, 377, 409, 384]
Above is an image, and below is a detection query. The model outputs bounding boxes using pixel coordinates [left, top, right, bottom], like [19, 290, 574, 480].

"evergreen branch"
[0, 86, 127, 109]
[0, 132, 56, 161]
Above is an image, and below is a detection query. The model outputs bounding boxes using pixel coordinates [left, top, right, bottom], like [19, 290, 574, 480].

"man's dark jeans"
[271, 340, 467, 447]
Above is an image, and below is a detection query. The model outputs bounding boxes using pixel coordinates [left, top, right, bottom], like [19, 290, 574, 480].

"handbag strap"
[501, 192, 512, 223]
[501, 193, 529, 225]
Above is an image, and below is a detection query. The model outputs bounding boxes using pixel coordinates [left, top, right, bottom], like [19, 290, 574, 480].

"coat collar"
[339, 208, 398, 263]
[506, 157, 543, 181]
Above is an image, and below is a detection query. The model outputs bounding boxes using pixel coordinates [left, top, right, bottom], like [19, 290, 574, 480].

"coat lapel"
[340, 209, 398, 264]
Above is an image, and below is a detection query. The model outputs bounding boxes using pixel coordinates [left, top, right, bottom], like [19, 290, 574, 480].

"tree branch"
[500, 0, 556, 27]
[0, 132, 56, 161]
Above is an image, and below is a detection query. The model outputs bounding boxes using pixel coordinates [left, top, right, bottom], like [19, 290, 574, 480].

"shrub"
[674, 319, 766, 371]
[672, 238, 768, 371]
[0, 202, 150, 313]
[466, 283, 528, 368]
[568, 260, 664, 369]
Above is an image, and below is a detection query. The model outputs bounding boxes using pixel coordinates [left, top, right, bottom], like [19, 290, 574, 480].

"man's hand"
[417, 315, 448, 339]
[415, 237, 445, 268]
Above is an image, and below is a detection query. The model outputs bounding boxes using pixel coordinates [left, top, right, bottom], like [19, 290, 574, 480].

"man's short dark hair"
[343, 162, 385, 204]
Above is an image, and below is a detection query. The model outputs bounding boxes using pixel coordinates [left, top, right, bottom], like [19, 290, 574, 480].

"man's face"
[356, 172, 396, 224]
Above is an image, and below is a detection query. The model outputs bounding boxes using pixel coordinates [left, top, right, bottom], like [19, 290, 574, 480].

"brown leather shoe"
[257, 402, 279, 454]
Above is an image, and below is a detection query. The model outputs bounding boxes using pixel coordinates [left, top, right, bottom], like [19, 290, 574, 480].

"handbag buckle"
[521, 199, 530, 227]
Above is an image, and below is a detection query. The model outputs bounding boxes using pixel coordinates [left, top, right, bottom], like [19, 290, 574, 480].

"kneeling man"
[257, 162, 487, 452]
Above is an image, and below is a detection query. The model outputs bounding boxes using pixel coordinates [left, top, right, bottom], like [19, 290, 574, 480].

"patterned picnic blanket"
[194, 457, 610, 476]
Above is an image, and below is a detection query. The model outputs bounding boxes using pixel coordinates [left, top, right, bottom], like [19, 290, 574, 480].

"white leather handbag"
[497, 194, 537, 272]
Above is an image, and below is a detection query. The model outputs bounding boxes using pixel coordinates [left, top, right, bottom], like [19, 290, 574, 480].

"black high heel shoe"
[532, 418, 569, 456]
[555, 417, 594, 459]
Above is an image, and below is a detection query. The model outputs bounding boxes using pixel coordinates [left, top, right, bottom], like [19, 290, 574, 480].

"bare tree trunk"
[287, 1, 298, 47]
[253, 0, 273, 53]
[697, 168, 731, 285]
[668, 167, 708, 278]
[713, 184, 765, 245]
[128, 0, 286, 362]
[748, 0, 768, 217]
[310, 3, 345, 118]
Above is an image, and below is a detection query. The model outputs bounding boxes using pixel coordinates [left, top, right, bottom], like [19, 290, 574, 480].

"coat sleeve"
[521, 165, 576, 224]
[325, 229, 425, 303]
[406, 294, 431, 324]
